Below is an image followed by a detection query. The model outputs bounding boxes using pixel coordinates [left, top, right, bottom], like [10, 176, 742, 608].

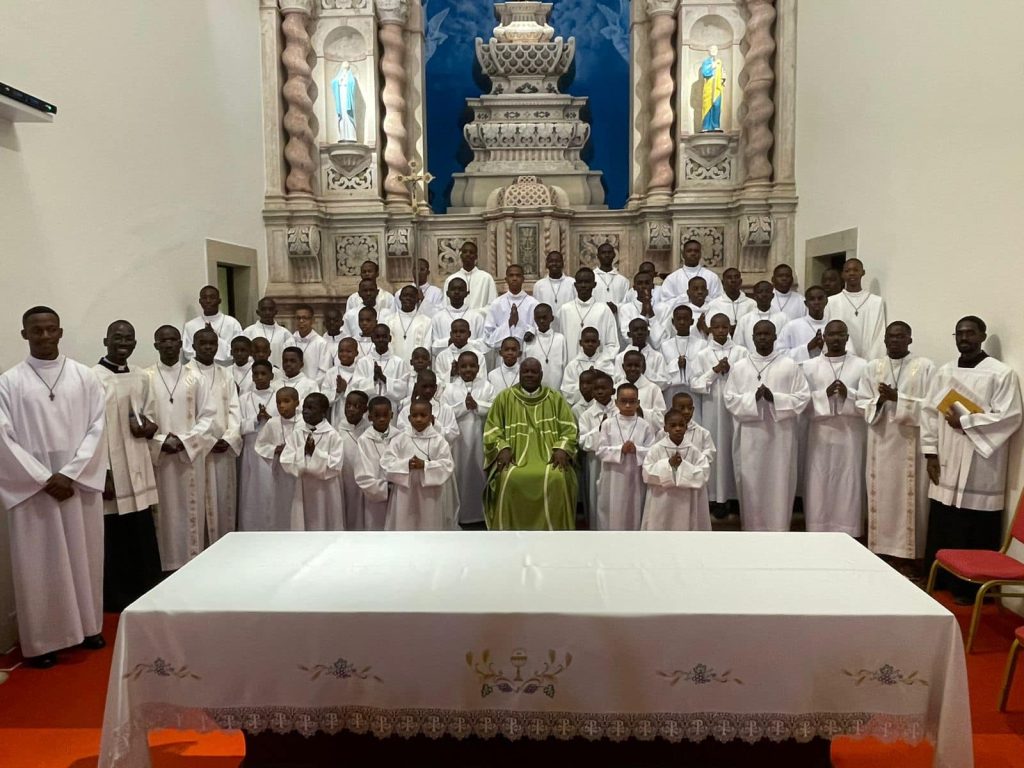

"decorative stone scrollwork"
[679, 226, 725, 267]
[739, 215, 773, 247]
[647, 221, 672, 250]
[436, 237, 478, 277]
[386, 227, 411, 257]
[476, 40, 574, 87]
[578, 233, 621, 268]
[685, 157, 732, 182]
[335, 233, 380, 277]
[500, 176, 552, 207]
[326, 165, 375, 191]
[516, 224, 540, 276]
[288, 225, 322, 257]
[465, 122, 589, 152]
[374, 0, 409, 25]
[321, 0, 367, 8]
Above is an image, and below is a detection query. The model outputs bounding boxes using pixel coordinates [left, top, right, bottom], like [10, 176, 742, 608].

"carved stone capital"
[375, 0, 409, 25]
[287, 225, 322, 257]
[739, 215, 773, 247]
[645, 0, 679, 17]
[278, 0, 315, 16]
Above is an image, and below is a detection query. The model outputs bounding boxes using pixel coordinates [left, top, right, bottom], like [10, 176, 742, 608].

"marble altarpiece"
[259, 0, 797, 320]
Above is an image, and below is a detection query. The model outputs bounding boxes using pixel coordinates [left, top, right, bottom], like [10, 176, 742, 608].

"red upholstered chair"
[998, 625, 1024, 711]
[926, 490, 1024, 652]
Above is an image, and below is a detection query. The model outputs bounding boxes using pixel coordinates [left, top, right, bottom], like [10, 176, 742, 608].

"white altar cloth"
[99, 531, 972, 768]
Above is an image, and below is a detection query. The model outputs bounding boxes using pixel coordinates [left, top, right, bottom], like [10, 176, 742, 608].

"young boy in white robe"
[595, 382, 657, 530]
[345, 260, 395, 315]
[557, 268, 620, 360]
[562, 327, 616, 406]
[94, 321, 161, 613]
[238, 361, 281, 530]
[189, 328, 242, 544]
[280, 392, 346, 531]
[229, 336, 254, 395]
[280, 346, 320, 402]
[770, 263, 807, 323]
[618, 350, 667, 427]
[434, 319, 489, 384]
[532, 251, 576, 325]
[618, 318, 671, 389]
[488, 337, 522, 393]
[381, 399, 456, 530]
[352, 323, 410, 410]
[290, 304, 332, 381]
[182, 285, 243, 364]
[398, 371, 461, 448]
[802, 320, 868, 536]
[855, 321, 935, 563]
[659, 304, 707, 426]
[724, 319, 810, 532]
[578, 372, 617, 530]
[618, 271, 664, 350]
[524, 303, 568, 390]
[705, 268, 756, 336]
[244, 296, 291, 368]
[323, 305, 345, 351]
[336, 390, 370, 530]
[441, 350, 495, 527]
[592, 243, 631, 307]
[689, 314, 748, 513]
[322, 338, 361, 423]
[824, 258, 886, 361]
[571, 370, 599, 423]
[343, 278, 391, 339]
[146, 326, 217, 571]
[252, 386, 300, 530]
[483, 264, 538, 348]
[389, 285, 434, 362]
[404, 347, 443, 401]
[641, 400, 715, 531]
[733, 281, 788, 354]
[353, 396, 395, 530]
[353, 306, 378, 357]
[251, 337, 284, 384]
[430, 277, 487, 355]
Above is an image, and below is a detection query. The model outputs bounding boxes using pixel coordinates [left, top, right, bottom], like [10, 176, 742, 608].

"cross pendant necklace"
[27, 357, 68, 402]
[843, 291, 870, 317]
[752, 354, 779, 382]
[158, 364, 183, 404]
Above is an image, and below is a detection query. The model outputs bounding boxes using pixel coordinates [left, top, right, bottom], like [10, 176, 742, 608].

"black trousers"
[924, 501, 1003, 599]
[103, 508, 163, 613]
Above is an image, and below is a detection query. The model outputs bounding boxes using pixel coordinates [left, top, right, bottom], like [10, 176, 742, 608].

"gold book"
[937, 388, 983, 416]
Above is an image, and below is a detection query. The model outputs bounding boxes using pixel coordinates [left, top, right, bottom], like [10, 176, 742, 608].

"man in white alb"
[182, 285, 243, 365]
[290, 304, 332, 381]
[532, 251, 576, 323]
[483, 264, 538, 348]
[825, 258, 886, 361]
[442, 241, 497, 311]
[244, 296, 291, 368]
[660, 239, 723, 305]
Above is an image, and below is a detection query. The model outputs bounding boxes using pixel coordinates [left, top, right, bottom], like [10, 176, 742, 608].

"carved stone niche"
[680, 132, 739, 184]
[385, 226, 414, 286]
[287, 224, 323, 283]
[644, 220, 673, 276]
[678, 225, 725, 268]
[576, 232, 622, 270]
[484, 175, 573, 277]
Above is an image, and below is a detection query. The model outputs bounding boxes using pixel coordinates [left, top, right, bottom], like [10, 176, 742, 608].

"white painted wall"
[0, 0, 266, 649]
[795, 0, 1024, 499]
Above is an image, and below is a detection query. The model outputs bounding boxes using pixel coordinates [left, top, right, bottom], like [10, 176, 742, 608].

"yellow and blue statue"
[700, 45, 725, 132]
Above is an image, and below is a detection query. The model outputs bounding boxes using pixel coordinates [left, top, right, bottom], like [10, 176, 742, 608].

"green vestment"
[483, 385, 578, 530]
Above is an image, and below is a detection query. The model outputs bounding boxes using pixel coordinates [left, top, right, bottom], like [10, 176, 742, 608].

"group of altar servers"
[1, 240, 1021, 665]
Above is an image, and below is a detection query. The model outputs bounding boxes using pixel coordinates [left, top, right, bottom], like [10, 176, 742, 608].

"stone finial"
[375, 0, 410, 25]
[278, 0, 316, 14]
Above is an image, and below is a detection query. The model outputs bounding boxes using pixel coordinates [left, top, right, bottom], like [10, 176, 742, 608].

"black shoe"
[26, 652, 57, 669]
[710, 504, 728, 520]
[82, 633, 106, 650]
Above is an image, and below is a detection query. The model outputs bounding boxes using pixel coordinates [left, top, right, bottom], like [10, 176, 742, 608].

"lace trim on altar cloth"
[105, 704, 932, 766]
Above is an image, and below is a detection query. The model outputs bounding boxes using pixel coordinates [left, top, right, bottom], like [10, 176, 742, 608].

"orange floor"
[0, 591, 1022, 768]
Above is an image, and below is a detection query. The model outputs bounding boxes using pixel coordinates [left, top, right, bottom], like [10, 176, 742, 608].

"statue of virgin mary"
[331, 61, 357, 142]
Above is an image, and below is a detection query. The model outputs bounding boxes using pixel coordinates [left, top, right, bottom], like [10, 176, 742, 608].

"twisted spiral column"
[279, 1, 317, 194]
[741, 0, 777, 183]
[378, 16, 411, 202]
[646, 3, 678, 195]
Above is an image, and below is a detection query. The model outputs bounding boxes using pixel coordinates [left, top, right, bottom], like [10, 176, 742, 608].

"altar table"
[98, 531, 972, 768]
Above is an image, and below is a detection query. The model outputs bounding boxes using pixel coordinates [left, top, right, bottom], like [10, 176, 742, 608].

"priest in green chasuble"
[483, 358, 578, 530]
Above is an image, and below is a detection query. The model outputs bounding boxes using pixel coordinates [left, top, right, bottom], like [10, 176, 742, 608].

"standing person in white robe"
[922, 315, 1022, 602]
[705, 268, 756, 337]
[615, 318, 670, 390]
[659, 304, 707, 426]
[618, 271, 664, 349]
[433, 319, 489, 384]
[523, 304, 568, 390]
[146, 325, 217, 571]
[429, 278, 487, 356]
[577, 373, 618, 529]
[532, 251, 576, 325]
[244, 296, 291, 368]
[442, 241, 497, 311]
[770, 263, 807, 323]
[592, 243, 631, 310]
[182, 285, 243, 365]
[0, 306, 107, 666]
[344, 260, 395, 315]
[93, 321, 161, 612]
[724, 320, 810, 531]
[188, 328, 242, 544]
[561, 327, 616, 406]
[733, 281, 788, 354]
[252, 387, 300, 530]
[855, 321, 935, 562]
[441, 350, 495, 528]
[595, 383, 657, 530]
[642, 401, 716, 531]
[825, 258, 886, 361]
[229, 337, 255, 395]
[394, 258, 444, 316]
[238, 361, 281, 530]
[557, 268, 621, 360]
[342, 280, 391, 339]
[323, 305, 346, 352]
[487, 337, 522, 394]
[381, 400, 456, 530]
[279, 346, 323, 404]
[290, 304, 333, 381]
[352, 323, 410, 410]
[397, 371, 461, 446]
[802, 321, 868, 536]
[779, 286, 853, 362]
[483, 264, 538, 349]
[353, 397, 395, 530]
[335, 390, 370, 529]
[388, 285, 433, 362]
[689, 314, 748, 511]
[280, 393, 346, 531]
[618, 350, 667, 428]
[322, 338, 360, 421]
[660, 239, 723, 304]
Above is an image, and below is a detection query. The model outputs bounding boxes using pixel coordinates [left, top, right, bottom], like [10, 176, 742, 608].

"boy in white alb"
[592, 243, 631, 309]
[430, 277, 487, 355]
[488, 337, 522, 394]
[557, 268, 620, 360]
[618, 271, 663, 349]
[353, 396, 395, 530]
[577, 372, 616, 529]
[290, 304, 332, 381]
[618, 350, 667, 427]
[344, 260, 395, 315]
[615, 318, 669, 390]
[335, 390, 369, 529]
[705, 268, 755, 336]
[434, 319, 489, 385]
[322, 337, 360, 420]
[388, 285, 433, 362]
[595, 382, 656, 530]
[483, 264, 537, 348]
[397, 371, 460, 445]
[659, 304, 707, 425]
[641, 401, 715, 531]
[244, 296, 291, 368]
[253, 387, 300, 530]
[442, 241, 497, 311]
[238, 361, 281, 531]
[182, 285, 243, 365]
[524, 304, 568, 390]
[279, 346, 320, 404]
[441, 350, 495, 527]
[280, 393, 345, 531]
[825, 258, 887, 361]
[229, 336, 254, 395]
[771, 263, 807, 323]
[561, 327, 615, 406]
[352, 324, 410, 411]
[532, 250, 576, 324]
[381, 399, 456, 530]
[733, 281, 788, 354]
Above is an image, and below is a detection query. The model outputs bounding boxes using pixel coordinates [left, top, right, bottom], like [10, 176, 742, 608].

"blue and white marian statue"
[332, 61, 357, 142]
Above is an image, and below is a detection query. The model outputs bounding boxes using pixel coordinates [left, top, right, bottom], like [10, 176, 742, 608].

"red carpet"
[0, 591, 1022, 768]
